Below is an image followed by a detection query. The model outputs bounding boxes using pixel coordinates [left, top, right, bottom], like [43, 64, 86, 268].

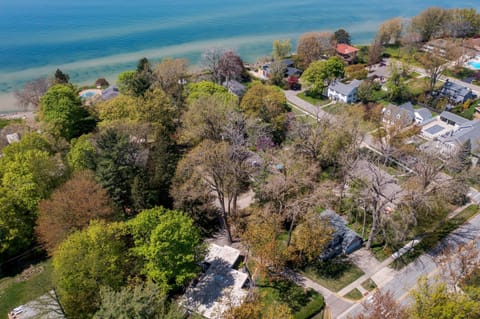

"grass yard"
[0, 118, 23, 130]
[258, 278, 324, 319]
[301, 258, 365, 292]
[407, 77, 429, 96]
[290, 104, 317, 124]
[394, 204, 479, 269]
[0, 261, 54, 317]
[361, 278, 377, 291]
[344, 288, 363, 301]
[297, 92, 331, 106]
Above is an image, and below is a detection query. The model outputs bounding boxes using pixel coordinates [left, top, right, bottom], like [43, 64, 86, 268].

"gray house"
[223, 80, 246, 97]
[320, 210, 363, 260]
[440, 111, 469, 127]
[327, 79, 362, 103]
[437, 120, 480, 156]
[101, 85, 119, 100]
[437, 80, 475, 105]
[414, 108, 433, 125]
[382, 102, 415, 126]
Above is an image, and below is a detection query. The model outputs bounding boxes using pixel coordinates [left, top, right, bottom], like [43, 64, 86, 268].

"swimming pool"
[81, 91, 96, 99]
[468, 60, 480, 70]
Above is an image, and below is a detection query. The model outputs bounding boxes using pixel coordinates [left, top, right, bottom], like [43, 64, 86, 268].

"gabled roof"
[222, 80, 246, 96]
[414, 108, 432, 120]
[439, 80, 473, 104]
[328, 79, 362, 96]
[320, 210, 362, 256]
[440, 120, 480, 154]
[101, 85, 119, 100]
[440, 111, 469, 125]
[336, 44, 359, 55]
[383, 103, 414, 124]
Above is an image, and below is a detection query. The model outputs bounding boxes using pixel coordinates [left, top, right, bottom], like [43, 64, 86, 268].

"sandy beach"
[0, 92, 26, 114]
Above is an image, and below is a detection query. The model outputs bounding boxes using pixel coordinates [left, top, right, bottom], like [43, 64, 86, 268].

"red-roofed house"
[336, 44, 359, 64]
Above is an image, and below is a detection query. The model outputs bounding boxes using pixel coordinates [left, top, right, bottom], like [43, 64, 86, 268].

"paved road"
[284, 90, 480, 318]
[338, 209, 480, 319]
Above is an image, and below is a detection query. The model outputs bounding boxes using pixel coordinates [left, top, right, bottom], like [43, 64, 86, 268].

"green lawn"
[297, 92, 331, 106]
[258, 278, 324, 319]
[301, 258, 365, 292]
[0, 261, 54, 317]
[344, 288, 363, 301]
[407, 77, 429, 96]
[361, 278, 377, 291]
[290, 105, 317, 124]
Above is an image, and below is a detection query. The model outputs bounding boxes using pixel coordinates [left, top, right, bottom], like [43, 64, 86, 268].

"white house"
[327, 79, 362, 103]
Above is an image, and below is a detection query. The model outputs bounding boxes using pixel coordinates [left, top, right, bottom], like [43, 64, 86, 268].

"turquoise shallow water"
[0, 0, 479, 94]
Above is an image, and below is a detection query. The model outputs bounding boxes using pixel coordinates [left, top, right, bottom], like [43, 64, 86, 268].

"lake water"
[0, 0, 479, 108]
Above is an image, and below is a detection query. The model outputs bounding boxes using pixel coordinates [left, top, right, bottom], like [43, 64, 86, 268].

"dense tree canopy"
[53, 221, 130, 318]
[128, 207, 203, 292]
[36, 170, 114, 254]
[39, 84, 96, 140]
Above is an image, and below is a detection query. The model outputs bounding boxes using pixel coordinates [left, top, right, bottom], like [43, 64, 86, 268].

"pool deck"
[79, 88, 101, 99]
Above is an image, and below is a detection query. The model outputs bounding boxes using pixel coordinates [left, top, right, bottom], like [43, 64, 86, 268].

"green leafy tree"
[53, 221, 130, 319]
[385, 64, 407, 102]
[272, 39, 292, 60]
[0, 145, 64, 258]
[301, 57, 345, 97]
[94, 282, 184, 319]
[357, 81, 382, 103]
[96, 95, 138, 123]
[333, 29, 351, 44]
[67, 134, 96, 171]
[117, 70, 136, 95]
[128, 207, 203, 292]
[240, 83, 288, 143]
[39, 84, 96, 140]
[410, 277, 480, 319]
[185, 80, 230, 103]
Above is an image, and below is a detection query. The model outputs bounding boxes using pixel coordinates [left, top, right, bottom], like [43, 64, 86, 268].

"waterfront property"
[260, 59, 302, 80]
[327, 79, 362, 103]
[335, 44, 359, 64]
[101, 85, 119, 100]
[182, 244, 249, 319]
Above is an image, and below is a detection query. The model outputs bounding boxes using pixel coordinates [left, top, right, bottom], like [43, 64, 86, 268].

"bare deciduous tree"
[435, 241, 480, 292]
[353, 289, 409, 319]
[153, 58, 188, 101]
[296, 31, 333, 68]
[172, 140, 252, 243]
[14, 77, 50, 110]
[377, 17, 404, 45]
[218, 50, 245, 83]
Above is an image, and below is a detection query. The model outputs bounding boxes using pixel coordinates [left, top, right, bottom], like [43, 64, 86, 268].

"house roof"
[440, 111, 469, 125]
[440, 120, 480, 153]
[9, 291, 65, 319]
[286, 67, 302, 77]
[336, 44, 359, 55]
[101, 85, 119, 100]
[182, 244, 248, 319]
[222, 80, 246, 96]
[320, 210, 362, 255]
[328, 79, 362, 96]
[383, 103, 415, 124]
[414, 108, 432, 120]
[439, 80, 473, 104]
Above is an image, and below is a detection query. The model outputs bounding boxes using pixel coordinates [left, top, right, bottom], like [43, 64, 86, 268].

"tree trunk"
[366, 210, 378, 249]
[286, 213, 297, 247]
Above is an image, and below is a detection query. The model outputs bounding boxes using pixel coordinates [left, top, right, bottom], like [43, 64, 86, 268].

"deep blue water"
[0, 0, 479, 92]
